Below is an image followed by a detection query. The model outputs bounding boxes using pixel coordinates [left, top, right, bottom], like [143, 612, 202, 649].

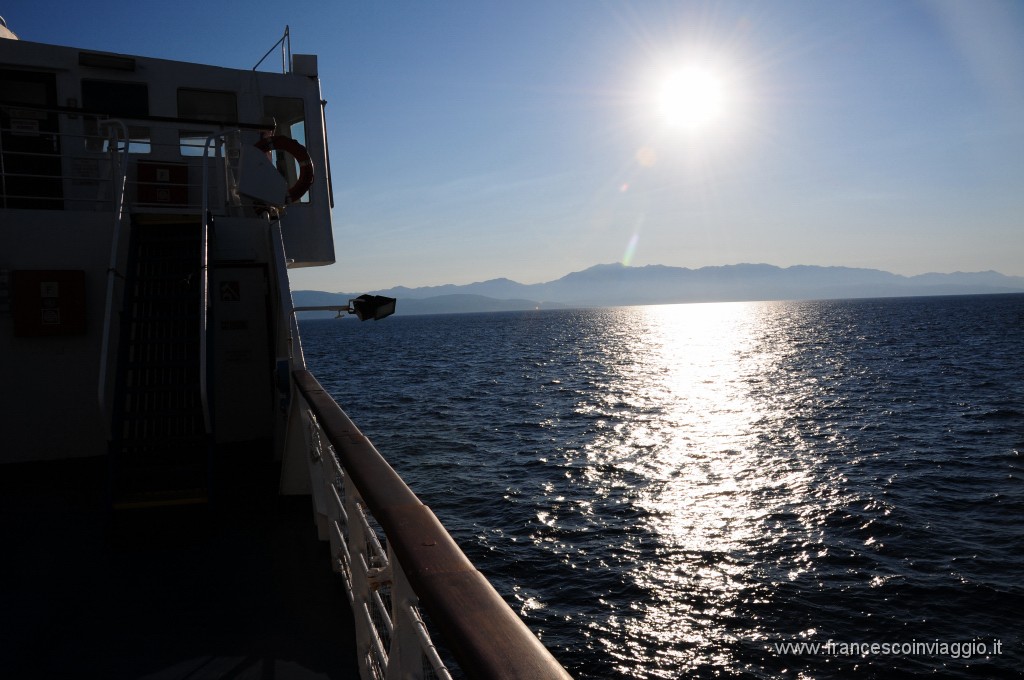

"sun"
[656, 65, 727, 131]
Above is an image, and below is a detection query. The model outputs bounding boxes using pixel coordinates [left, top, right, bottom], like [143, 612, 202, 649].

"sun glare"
[656, 65, 727, 130]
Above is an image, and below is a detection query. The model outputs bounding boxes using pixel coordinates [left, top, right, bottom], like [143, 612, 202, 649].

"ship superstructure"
[1, 25, 569, 679]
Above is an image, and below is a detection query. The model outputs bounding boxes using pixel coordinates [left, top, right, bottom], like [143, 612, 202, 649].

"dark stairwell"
[108, 213, 210, 509]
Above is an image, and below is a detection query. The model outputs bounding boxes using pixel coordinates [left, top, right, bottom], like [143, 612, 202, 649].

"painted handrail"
[97, 120, 131, 417]
[199, 131, 235, 434]
[292, 369, 572, 680]
[199, 136, 217, 434]
[0, 117, 127, 210]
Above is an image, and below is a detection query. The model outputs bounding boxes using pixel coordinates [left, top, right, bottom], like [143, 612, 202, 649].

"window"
[177, 88, 238, 156]
[81, 80, 150, 153]
[263, 96, 309, 203]
[0, 69, 62, 209]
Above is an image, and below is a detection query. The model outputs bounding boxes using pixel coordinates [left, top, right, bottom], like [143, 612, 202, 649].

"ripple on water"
[301, 294, 1024, 678]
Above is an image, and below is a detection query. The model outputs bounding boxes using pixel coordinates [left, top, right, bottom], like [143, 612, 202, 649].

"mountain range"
[293, 263, 1024, 318]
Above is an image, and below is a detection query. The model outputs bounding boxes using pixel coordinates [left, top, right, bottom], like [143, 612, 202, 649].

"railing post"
[346, 475, 381, 677]
[199, 135, 217, 434]
[306, 409, 331, 540]
[97, 120, 131, 421]
[386, 552, 431, 680]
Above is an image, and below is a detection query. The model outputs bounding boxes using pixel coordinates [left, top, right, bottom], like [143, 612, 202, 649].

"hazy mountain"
[383, 278, 534, 300]
[294, 263, 1024, 318]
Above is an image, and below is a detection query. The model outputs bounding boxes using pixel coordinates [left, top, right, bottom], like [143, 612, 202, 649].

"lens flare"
[622, 232, 640, 266]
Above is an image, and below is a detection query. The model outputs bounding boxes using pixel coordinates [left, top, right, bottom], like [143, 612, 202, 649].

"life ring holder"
[255, 135, 314, 204]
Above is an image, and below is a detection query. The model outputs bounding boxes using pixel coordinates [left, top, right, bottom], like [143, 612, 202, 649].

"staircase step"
[119, 400, 202, 412]
[108, 213, 209, 512]
[110, 458, 209, 510]
[123, 382, 200, 393]
[128, 319, 197, 327]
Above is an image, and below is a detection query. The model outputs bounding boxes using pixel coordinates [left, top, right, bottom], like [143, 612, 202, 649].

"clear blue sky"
[6, 1, 1023, 290]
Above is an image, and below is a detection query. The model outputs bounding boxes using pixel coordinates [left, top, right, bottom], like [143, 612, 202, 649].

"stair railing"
[198, 132, 228, 433]
[97, 120, 131, 420]
[199, 136, 213, 433]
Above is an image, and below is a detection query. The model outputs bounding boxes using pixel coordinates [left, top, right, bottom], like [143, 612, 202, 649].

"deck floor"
[0, 443, 359, 679]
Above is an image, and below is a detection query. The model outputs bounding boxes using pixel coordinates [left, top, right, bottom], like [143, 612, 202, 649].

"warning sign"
[11, 270, 86, 337]
[219, 280, 240, 302]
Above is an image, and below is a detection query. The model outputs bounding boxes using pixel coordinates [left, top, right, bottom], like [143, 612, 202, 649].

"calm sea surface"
[300, 295, 1024, 679]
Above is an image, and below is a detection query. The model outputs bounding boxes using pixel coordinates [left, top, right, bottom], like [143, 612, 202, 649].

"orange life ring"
[254, 135, 314, 204]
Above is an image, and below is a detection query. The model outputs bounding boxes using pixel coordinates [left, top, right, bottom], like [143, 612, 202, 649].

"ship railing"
[292, 369, 572, 680]
[0, 107, 250, 214]
[0, 113, 128, 211]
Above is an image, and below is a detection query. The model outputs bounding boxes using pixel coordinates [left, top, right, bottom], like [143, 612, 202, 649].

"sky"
[5, 1, 1024, 290]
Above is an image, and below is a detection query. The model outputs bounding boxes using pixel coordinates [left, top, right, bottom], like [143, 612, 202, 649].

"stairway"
[109, 214, 211, 509]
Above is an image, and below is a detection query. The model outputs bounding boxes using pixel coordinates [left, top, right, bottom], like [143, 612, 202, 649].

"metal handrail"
[308, 406, 448, 679]
[198, 132, 233, 434]
[0, 117, 237, 212]
[268, 218, 304, 367]
[293, 369, 572, 680]
[97, 120, 131, 416]
[0, 121, 119, 210]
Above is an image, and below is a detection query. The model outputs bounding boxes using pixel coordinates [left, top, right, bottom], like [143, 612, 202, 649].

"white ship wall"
[1, 210, 113, 461]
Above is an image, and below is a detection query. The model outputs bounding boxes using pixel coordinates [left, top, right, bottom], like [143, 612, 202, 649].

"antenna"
[253, 26, 291, 73]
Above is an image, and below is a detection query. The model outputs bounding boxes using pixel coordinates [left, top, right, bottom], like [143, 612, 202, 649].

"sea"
[299, 294, 1024, 679]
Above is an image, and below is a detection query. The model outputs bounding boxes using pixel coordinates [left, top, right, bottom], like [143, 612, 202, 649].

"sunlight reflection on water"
[564, 302, 849, 676]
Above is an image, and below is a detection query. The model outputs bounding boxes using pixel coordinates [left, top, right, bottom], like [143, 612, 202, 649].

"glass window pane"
[262, 96, 309, 203]
[177, 89, 238, 155]
[81, 80, 149, 154]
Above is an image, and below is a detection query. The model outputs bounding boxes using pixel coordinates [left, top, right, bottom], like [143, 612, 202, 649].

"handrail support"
[97, 120, 131, 421]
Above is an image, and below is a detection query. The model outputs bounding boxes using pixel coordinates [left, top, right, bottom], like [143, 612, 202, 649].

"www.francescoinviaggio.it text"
[772, 639, 1003, 660]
